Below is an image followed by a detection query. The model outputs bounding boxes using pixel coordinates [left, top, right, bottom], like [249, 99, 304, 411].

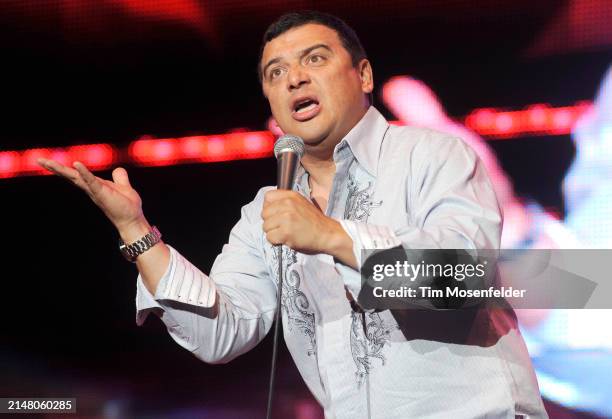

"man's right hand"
[37, 159, 144, 233]
[37, 158, 170, 295]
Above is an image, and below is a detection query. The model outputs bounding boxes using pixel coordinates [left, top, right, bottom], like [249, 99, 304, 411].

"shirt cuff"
[339, 220, 402, 264]
[338, 220, 402, 301]
[135, 245, 217, 325]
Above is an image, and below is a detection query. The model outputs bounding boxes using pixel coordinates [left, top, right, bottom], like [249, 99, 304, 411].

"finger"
[37, 159, 96, 194]
[264, 189, 295, 203]
[261, 200, 287, 220]
[262, 215, 283, 233]
[265, 227, 286, 246]
[112, 167, 132, 187]
[37, 158, 81, 182]
[73, 161, 103, 195]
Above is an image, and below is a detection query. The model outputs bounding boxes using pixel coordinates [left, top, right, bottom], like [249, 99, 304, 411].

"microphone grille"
[274, 135, 305, 160]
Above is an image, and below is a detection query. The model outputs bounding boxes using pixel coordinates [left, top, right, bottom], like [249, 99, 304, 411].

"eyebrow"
[262, 43, 332, 78]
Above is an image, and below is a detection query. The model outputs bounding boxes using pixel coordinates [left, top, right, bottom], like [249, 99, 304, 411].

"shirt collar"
[338, 106, 389, 177]
[294, 105, 389, 190]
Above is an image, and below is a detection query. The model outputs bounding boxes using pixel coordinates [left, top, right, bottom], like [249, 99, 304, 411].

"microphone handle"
[277, 152, 300, 190]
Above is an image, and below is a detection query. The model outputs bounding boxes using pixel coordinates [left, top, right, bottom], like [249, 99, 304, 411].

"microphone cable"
[266, 245, 284, 419]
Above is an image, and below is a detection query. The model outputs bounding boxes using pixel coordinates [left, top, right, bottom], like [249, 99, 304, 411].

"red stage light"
[552, 108, 574, 132]
[0, 103, 592, 180]
[206, 137, 226, 159]
[180, 136, 206, 159]
[495, 113, 514, 133]
[128, 131, 275, 167]
[0, 151, 20, 179]
[1, 145, 118, 179]
[22, 148, 53, 175]
[467, 108, 496, 132]
[528, 104, 550, 127]
[464, 102, 592, 139]
[68, 144, 117, 169]
[129, 138, 180, 166]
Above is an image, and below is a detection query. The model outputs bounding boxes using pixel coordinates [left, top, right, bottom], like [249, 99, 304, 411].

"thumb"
[112, 167, 132, 187]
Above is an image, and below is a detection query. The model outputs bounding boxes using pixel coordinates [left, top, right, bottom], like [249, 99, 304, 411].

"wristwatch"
[119, 226, 162, 262]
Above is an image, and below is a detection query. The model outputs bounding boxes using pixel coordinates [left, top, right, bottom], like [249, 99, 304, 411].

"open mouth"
[292, 97, 321, 121]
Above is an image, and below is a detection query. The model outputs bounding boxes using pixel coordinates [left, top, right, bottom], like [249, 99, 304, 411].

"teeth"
[296, 102, 317, 114]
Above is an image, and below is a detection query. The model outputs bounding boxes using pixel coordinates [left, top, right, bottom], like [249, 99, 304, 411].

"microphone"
[274, 134, 305, 190]
[266, 134, 304, 419]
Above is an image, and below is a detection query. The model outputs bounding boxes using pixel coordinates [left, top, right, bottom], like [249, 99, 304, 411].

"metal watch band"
[118, 226, 162, 262]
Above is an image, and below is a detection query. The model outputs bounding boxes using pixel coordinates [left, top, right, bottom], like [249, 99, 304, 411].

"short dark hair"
[258, 11, 368, 82]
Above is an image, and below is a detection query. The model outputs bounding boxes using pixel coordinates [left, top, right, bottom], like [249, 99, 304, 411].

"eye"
[269, 67, 283, 80]
[307, 54, 325, 64]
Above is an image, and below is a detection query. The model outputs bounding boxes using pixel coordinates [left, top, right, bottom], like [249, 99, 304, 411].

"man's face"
[261, 23, 373, 150]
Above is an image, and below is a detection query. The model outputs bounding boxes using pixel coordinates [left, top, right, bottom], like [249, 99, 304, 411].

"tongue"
[296, 102, 317, 113]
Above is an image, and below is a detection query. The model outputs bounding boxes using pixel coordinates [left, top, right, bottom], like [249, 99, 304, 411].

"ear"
[358, 58, 374, 94]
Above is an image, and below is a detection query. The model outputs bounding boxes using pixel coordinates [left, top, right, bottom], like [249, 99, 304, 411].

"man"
[38, 11, 547, 419]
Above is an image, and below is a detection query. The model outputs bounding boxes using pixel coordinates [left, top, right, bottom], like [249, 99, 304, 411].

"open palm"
[37, 159, 144, 231]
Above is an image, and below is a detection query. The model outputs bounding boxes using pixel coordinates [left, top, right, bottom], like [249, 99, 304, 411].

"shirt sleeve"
[134, 187, 277, 364]
[338, 135, 502, 308]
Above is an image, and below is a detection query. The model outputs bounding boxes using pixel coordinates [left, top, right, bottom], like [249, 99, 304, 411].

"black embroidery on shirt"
[344, 174, 395, 385]
[350, 311, 396, 387]
[272, 246, 316, 356]
[344, 173, 382, 221]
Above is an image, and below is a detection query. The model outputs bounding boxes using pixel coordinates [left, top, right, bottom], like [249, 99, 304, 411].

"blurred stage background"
[2, 1, 612, 418]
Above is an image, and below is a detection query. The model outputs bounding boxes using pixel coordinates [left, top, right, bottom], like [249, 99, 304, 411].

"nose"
[287, 64, 310, 90]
